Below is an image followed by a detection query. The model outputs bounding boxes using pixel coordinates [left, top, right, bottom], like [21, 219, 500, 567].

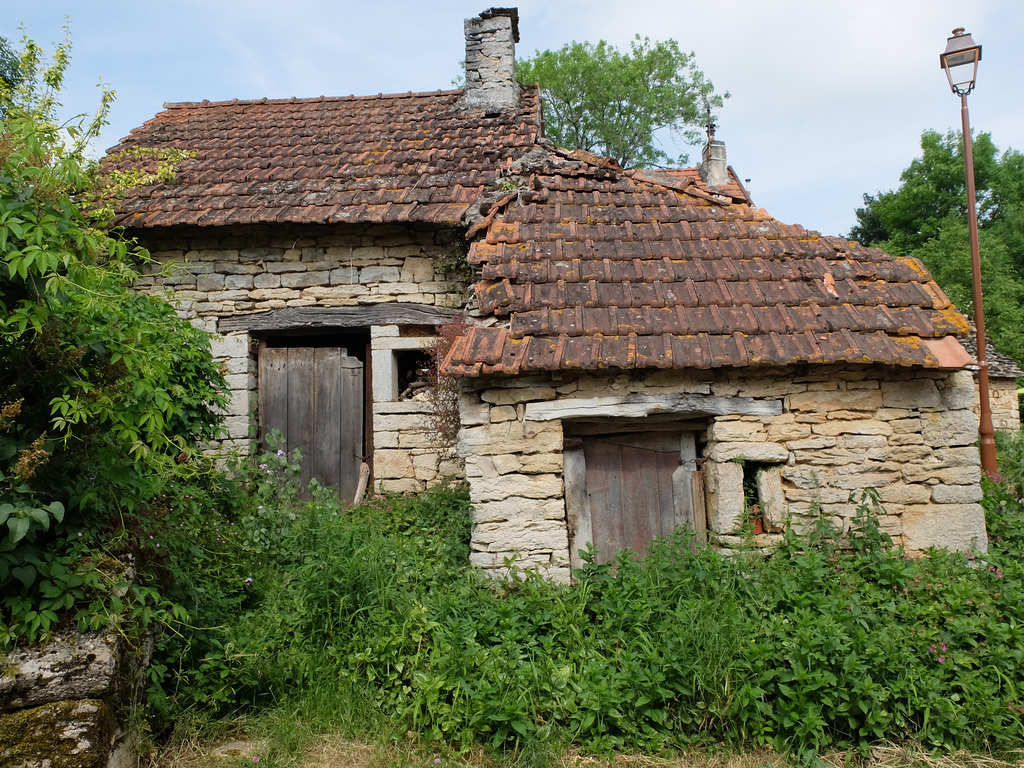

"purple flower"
[938, 656, 944, 663]
[435, 760, 442, 766]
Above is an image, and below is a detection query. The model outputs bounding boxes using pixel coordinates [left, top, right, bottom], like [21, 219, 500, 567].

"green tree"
[1, 34, 227, 642]
[517, 36, 726, 169]
[850, 130, 1024, 364]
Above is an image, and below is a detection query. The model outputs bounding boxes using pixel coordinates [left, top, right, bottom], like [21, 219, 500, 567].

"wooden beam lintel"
[524, 394, 782, 422]
[218, 303, 457, 333]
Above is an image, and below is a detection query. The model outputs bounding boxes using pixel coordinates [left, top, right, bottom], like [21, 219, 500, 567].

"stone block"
[788, 389, 882, 412]
[209, 333, 248, 360]
[787, 437, 837, 450]
[842, 434, 889, 451]
[921, 410, 979, 448]
[767, 420, 811, 442]
[830, 471, 899, 490]
[708, 420, 765, 442]
[890, 445, 932, 462]
[330, 266, 360, 285]
[469, 473, 562, 503]
[398, 431, 445, 450]
[941, 370, 977, 410]
[249, 288, 300, 301]
[491, 454, 521, 474]
[519, 453, 563, 474]
[360, 266, 401, 283]
[481, 386, 558, 405]
[412, 452, 440, 480]
[890, 417, 923, 434]
[902, 464, 982, 486]
[458, 422, 561, 456]
[379, 478, 424, 493]
[0, 699, 116, 768]
[811, 419, 892, 437]
[0, 632, 121, 709]
[705, 441, 789, 463]
[881, 379, 941, 409]
[490, 405, 517, 423]
[471, 497, 565, 526]
[253, 273, 281, 289]
[222, 415, 251, 441]
[374, 449, 415, 480]
[931, 483, 983, 504]
[196, 273, 226, 292]
[224, 275, 254, 290]
[705, 461, 744, 534]
[901, 503, 987, 553]
[281, 271, 330, 288]
[302, 285, 368, 301]
[401, 257, 436, 282]
[472, 520, 569, 552]
[756, 466, 788, 531]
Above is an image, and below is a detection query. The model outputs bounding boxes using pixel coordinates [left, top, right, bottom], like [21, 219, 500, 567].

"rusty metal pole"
[960, 92, 999, 479]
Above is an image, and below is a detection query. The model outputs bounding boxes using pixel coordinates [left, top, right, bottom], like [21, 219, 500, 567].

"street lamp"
[940, 28, 997, 480]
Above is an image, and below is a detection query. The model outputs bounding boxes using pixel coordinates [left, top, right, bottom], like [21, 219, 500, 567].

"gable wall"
[458, 365, 986, 583]
[132, 223, 466, 491]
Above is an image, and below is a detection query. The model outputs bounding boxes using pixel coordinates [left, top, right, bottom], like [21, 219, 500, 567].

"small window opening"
[396, 350, 431, 401]
[741, 461, 774, 535]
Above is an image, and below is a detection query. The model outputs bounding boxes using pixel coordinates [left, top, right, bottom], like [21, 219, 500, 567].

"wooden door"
[258, 347, 363, 501]
[565, 431, 703, 567]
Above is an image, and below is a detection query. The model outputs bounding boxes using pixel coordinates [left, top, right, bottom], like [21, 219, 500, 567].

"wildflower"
[252, 758, 260, 764]
[938, 656, 944, 663]
[928, 644, 936, 653]
[245, 576, 253, 585]
[277, 449, 284, 457]
[435, 760, 442, 766]
[259, 463, 268, 470]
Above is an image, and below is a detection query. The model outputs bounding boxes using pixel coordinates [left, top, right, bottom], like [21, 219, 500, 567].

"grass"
[136, 439, 1024, 768]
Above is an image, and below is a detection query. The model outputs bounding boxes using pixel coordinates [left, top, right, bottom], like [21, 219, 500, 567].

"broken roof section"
[443, 147, 974, 375]
[105, 87, 542, 228]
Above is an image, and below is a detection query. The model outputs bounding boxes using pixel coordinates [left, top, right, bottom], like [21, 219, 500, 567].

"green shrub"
[153, 473, 1024, 761]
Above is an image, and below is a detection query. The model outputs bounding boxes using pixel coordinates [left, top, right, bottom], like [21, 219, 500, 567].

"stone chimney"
[699, 139, 729, 188]
[459, 8, 520, 112]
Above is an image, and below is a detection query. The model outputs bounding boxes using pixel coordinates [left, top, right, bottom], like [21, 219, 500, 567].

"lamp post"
[940, 27, 998, 480]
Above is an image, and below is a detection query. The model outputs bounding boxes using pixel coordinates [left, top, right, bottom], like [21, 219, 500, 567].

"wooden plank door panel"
[258, 346, 363, 501]
[570, 430, 703, 567]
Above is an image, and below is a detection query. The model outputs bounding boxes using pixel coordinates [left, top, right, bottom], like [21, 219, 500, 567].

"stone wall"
[0, 631, 146, 768]
[133, 223, 465, 489]
[979, 376, 1020, 432]
[458, 364, 987, 582]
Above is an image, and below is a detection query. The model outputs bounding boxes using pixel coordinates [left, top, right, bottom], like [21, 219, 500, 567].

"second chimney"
[459, 8, 520, 112]
[699, 139, 729, 188]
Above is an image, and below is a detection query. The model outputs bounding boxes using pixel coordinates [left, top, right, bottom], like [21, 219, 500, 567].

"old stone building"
[442, 145, 990, 581]
[109, 9, 534, 496]
[110, 8, 1001, 579]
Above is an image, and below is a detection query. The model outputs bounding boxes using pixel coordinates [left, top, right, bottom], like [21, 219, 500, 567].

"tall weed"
[152, 461, 1024, 762]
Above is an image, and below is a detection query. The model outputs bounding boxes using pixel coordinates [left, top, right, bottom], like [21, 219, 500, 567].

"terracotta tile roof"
[443, 148, 974, 375]
[106, 88, 542, 228]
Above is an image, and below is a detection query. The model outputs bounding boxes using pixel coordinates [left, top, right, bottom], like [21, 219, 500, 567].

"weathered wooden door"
[564, 431, 704, 567]
[258, 347, 363, 500]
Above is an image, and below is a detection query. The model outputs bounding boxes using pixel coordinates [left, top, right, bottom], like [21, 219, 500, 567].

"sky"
[6, 0, 1024, 238]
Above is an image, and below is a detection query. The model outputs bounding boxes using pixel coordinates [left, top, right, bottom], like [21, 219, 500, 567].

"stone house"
[111, 8, 996, 580]
[108, 9, 536, 498]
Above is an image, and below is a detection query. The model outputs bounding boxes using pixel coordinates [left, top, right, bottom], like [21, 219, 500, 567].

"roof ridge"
[162, 88, 464, 110]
